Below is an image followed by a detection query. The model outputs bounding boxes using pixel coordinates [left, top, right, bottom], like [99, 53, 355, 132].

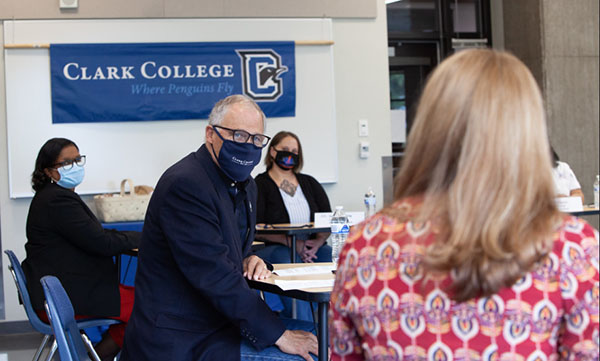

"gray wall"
[542, 0, 599, 213]
[503, 0, 599, 229]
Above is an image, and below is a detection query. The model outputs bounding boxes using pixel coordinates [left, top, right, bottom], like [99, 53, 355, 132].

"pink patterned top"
[330, 199, 599, 361]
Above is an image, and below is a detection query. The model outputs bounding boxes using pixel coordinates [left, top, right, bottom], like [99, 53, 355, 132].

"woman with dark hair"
[330, 50, 598, 360]
[254, 131, 332, 321]
[22, 138, 140, 360]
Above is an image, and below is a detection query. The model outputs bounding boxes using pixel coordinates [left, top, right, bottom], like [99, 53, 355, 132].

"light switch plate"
[358, 119, 369, 137]
[359, 141, 370, 159]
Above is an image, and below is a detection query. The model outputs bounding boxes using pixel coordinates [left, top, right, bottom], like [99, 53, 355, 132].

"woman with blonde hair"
[330, 49, 598, 360]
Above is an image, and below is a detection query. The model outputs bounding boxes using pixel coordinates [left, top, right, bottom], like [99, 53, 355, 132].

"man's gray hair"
[208, 94, 266, 128]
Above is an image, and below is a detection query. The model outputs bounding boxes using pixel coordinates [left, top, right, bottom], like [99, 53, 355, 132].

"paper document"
[273, 265, 336, 276]
[274, 279, 335, 291]
[314, 212, 365, 227]
[555, 196, 583, 212]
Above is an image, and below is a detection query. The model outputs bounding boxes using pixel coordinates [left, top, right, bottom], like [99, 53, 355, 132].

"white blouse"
[552, 161, 581, 196]
[279, 185, 311, 225]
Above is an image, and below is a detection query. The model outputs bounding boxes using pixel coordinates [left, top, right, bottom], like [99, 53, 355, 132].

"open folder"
[274, 279, 335, 291]
[273, 265, 336, 276]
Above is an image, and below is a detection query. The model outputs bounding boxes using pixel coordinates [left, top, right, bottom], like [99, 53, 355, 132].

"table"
[255, 223, 331, 263]
[247, 263, 334, 361]
[570, 206, 600, 217]
[101, 221, 144, 232]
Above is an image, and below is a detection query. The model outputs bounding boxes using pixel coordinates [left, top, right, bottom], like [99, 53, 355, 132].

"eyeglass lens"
[58, 156, 86, 170]
[217, 126, 269, 147]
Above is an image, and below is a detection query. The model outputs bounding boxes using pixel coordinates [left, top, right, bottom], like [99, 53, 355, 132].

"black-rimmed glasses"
[213, 125, 271, 148]
[53, 155, 86, 170]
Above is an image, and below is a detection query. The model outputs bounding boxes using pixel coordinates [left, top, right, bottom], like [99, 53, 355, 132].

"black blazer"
[121, 145, 285, 361]
[254, 171, 331, 226]
[22, 182, 140, 317]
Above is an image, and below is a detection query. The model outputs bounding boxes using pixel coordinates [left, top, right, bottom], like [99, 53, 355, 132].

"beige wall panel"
[1, 0, 165, 19]
[82, 0, 165, 18]
[162, 0, 226, 17]
[164, 0, 378, 18]
[1, 0, 375, 20]
[543, 0, 599, 56]
[0, 2, 13, 18]
[2, 0, 60, 19]
[546, 56, 600, 204]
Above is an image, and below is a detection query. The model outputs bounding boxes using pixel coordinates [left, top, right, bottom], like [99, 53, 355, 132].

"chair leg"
[44, 340, 57, 361]
[81, 333, 102, 361]
[32, 334, 52, 361]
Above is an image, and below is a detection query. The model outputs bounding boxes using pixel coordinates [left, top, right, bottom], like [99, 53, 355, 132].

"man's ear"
[205, 125, 213, 144]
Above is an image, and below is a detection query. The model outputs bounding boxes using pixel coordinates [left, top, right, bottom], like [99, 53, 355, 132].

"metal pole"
[317, 301, 328, 361]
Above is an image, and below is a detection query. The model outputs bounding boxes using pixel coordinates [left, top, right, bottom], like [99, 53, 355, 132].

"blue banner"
[50, 42, 295, 123]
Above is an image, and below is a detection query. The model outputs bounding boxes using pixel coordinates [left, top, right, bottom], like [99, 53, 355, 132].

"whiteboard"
[4, 19, 337, 198]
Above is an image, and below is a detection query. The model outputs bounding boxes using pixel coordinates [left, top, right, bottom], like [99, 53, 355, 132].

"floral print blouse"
[330, 199, 599, 361]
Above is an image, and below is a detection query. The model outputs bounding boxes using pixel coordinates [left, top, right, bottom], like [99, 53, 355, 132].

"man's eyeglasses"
[213, 126, 271, 148]
[53, 155, 86, 170]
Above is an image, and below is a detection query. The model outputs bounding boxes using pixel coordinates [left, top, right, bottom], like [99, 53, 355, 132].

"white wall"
[0, 4, 391, 322]
[323, 2, 391, 211]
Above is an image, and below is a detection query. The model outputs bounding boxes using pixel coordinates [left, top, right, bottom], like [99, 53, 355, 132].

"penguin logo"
[236, 49, 288, 101]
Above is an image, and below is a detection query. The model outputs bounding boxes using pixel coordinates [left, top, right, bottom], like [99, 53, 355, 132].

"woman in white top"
[551, 146, 584, 202]
[254, 131, 332, 322]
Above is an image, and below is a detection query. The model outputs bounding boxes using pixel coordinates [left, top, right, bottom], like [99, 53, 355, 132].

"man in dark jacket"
[121, 95, 317, 361]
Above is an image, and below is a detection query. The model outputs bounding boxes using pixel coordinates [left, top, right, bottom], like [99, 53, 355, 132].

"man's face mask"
[210, 126, 263, 182]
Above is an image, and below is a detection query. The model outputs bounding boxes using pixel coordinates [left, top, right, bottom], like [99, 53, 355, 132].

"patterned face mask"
[274, 150, 298, 171]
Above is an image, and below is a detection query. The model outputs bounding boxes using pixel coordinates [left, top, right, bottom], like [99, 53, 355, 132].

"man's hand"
[242, 255, 271, 280]
[275, 330, 318, 361]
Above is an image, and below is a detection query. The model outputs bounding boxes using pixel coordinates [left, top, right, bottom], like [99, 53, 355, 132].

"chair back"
[40, 276, 92, 361]
[4, 250, 52, 334]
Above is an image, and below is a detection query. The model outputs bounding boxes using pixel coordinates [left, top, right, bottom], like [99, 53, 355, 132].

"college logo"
[236, 49, 288, 101]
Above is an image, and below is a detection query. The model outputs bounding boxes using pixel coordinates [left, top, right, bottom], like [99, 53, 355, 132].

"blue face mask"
[211, 128, 262, 182]
[56, 165, 85, 189]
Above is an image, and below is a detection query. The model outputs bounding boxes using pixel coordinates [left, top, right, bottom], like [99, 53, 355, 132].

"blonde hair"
[393, 49, 562, 302]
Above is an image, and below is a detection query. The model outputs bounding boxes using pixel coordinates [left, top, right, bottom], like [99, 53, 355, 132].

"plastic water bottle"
[364, 187, 376, 218]
[594, 175, 599, 208]
[330, 206, 350, 265]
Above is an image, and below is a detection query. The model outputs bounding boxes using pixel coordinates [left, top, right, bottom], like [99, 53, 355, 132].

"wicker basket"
[94, 179, 151, 222]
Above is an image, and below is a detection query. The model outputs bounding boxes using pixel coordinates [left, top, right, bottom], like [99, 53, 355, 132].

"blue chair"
[4, 250, 120, 361]
[41, 275, 94, 361]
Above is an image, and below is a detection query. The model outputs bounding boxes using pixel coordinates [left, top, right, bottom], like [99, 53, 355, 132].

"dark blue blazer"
[121, 145, 285, 361]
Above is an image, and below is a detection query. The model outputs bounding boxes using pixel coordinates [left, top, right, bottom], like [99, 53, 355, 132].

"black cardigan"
[254, 171, 331, 226]
[22, 182, 140, 317]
